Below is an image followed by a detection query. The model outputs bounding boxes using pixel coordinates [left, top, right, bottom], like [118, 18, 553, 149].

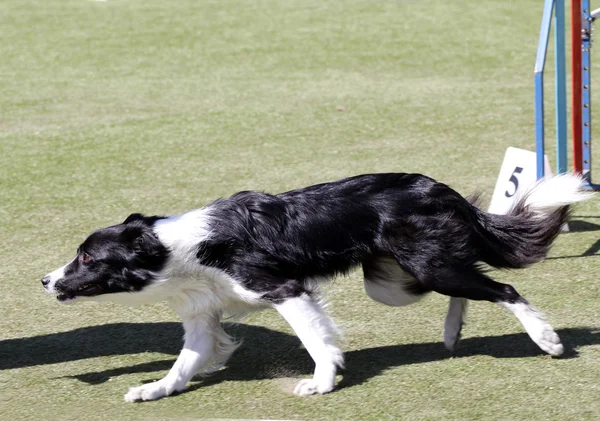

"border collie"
[42, 172, 591, 402]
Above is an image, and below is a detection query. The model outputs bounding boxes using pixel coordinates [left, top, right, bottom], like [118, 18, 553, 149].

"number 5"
[505, 166, 523, 198]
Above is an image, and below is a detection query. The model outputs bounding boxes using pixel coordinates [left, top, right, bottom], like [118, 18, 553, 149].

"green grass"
[1, 0, 600, 420]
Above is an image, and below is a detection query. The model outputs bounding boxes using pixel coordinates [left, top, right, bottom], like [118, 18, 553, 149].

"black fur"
[196, 173, 570, 304]
[49, 173, 571, 306]
[474, 200, 569, 269]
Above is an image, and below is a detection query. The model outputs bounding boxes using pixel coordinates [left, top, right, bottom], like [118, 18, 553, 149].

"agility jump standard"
[535, 0, 600, 189]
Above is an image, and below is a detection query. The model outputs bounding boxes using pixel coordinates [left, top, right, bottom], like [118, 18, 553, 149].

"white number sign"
[488, 147, 552, 215]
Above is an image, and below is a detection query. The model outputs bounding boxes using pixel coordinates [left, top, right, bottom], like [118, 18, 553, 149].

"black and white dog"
[42, 172, 591, 402]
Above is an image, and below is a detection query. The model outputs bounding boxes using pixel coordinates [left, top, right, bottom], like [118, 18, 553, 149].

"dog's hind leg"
[274, 294, 344, 396]
[363, 257, 468, 351]
[416, 266, 563, 356]
[444, 297, 468, 351]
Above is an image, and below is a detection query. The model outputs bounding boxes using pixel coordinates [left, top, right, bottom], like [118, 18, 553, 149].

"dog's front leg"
[274, 294, 344, 396]
[124, 314, 217, 402]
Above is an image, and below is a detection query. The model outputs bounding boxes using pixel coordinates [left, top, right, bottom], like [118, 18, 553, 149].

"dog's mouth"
[57, 284, 102, 301]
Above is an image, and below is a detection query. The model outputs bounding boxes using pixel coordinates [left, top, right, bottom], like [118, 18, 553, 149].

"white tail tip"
[522, 173, 594, 215]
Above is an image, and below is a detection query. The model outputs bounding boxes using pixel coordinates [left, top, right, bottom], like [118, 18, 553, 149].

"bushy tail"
[474, 174, 593, 269]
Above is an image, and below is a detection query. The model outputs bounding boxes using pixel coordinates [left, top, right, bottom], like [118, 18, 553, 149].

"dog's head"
[42, 213, 169, 304]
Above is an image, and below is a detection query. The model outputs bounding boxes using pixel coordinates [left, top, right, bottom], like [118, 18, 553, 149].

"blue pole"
[535, 72, 546, 179]
[554, 0, 568, 174]
[582, 0, 593, 184]
[535, 0, 555, 179]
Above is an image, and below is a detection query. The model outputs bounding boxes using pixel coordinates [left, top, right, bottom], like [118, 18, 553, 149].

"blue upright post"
[535, 0, 556, 179]
[535, 72, 546, 179]
[579, 2, 600, 189]
[554, 0, 568, 174]
[582, 0, 593, 182]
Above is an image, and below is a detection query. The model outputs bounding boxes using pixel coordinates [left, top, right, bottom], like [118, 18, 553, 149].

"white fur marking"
[122, 267, 257, 401]
[154, 208, 213, 271]
[43, 258, 75, 295]
[363, 257, 423, 307]
[499, 301, 564, 356]
[88, 280, 172, 306]
[124, 314, 237, 402]
[444, 297, 468, 351]
[151, 208, 263, 309]
[274, 295, 344, 396]
[518, 173, 593, 217]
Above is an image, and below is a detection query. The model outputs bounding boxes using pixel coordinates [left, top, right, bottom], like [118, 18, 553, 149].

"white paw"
[500, 302, 564, 357]
[293, 378, 334, 396]
[124, 381, 176, 402]
[444, 323, 462, 352]
[533, 325, 564, 356]
[444, 298, 467, 352]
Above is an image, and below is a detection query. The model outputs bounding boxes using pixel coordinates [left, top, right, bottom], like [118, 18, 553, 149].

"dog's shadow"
[1, 323, 599, 392]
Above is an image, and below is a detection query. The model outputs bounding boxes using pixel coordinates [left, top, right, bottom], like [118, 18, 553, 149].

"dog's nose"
[41, 276, 51, 287]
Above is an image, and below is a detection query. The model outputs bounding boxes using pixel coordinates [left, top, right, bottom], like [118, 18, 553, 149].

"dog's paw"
[293, 379, 334, 396]
[502, 302, 564, 357]
[444, 297, 467, 352]
[521, 308, 564, 356]
[533, 325, 564, 356]
[124, 381, 176, 402]
[443, 324, 462, 352]
[443, 315, 463, 352]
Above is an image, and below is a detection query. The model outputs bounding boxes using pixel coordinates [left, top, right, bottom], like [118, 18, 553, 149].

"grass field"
[1, 0, 600, 420]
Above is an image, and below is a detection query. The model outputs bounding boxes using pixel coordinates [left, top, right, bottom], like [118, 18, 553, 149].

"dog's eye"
[81, 253, 93, 264]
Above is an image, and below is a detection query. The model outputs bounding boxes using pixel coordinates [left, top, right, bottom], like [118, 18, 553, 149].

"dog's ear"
[123, 213, 145, 224]
[120, 224, 165, 258]
[120, 224, 144, 243]
[133, 231, 161, 253]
